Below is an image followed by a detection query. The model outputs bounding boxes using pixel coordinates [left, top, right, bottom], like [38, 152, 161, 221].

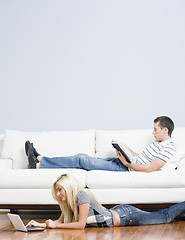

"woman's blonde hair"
[52, 174, 83, 223]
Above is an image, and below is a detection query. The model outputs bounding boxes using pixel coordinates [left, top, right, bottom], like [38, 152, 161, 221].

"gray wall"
[0, 0, 184, 133]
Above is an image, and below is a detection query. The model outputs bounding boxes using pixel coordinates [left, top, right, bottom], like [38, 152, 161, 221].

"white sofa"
[0, 128, 185, 211]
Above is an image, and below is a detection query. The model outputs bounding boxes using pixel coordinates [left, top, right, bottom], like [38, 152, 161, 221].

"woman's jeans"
[112, 201, 185, 226]
[40, 153, 129, 171]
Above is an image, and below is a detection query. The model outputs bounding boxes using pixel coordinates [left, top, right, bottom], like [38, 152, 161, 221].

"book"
[112, 140, 133, 163]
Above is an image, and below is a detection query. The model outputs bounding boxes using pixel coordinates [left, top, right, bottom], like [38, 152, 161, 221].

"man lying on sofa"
[25, 116, 176, 173]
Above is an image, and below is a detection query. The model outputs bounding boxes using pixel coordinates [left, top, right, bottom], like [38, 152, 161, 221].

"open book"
[112, 140, 133, 163]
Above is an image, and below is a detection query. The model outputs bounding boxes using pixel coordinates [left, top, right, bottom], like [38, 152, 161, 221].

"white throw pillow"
[177, 158, 185, 170]
[1, 129, 95, 169]
[172, 128, 185, 161]
[163, 128, 185, 170]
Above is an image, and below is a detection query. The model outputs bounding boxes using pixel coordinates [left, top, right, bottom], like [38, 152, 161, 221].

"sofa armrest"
[0, 158, 13, 170]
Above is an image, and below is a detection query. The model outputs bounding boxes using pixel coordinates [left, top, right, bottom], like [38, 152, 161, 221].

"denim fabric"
[40, 153, 129, 171]
[112, 201, 185, 226]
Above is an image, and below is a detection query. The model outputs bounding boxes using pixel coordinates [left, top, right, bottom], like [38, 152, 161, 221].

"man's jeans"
[40, 153, 129, 171]
[112, 201, 185, 226]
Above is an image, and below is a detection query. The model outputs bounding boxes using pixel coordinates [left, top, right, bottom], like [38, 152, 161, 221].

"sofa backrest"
[1, 128, 185, 170]
[1, 130, 95, 169]
[95, 128, 185, 170]
[95, 129, 154, 158]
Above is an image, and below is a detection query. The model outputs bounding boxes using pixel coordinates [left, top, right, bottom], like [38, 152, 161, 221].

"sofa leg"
[10, 209, 17, 214]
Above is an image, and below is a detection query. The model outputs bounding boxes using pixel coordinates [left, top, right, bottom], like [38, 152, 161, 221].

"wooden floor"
[1, 211, 185, 240]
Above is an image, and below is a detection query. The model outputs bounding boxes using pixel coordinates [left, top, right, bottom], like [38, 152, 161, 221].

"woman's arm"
[46, 203, 89, 229]
[52, 212, 64, 224]
[26, 213, 64, 228]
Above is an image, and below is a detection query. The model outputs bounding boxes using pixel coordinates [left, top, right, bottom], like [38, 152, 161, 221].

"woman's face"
[56, 183, 67, 201]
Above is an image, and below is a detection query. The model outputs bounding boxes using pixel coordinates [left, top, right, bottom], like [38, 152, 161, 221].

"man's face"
[152, 121, 168, 142]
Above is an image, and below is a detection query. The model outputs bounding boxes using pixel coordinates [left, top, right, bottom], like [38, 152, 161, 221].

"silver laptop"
[7, 213, 45, 232]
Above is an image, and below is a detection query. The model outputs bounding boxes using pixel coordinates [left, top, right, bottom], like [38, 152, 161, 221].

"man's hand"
[116, 149, 130, 167]
[116, 149, 166, 172]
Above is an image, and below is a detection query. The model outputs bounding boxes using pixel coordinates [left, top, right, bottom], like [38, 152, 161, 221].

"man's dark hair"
[154, 116, 174, 137]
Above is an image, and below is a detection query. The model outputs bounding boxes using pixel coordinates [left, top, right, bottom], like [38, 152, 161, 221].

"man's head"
[153, 116, 174, 142]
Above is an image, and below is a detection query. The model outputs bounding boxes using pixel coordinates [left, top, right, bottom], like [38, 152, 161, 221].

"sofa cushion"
[0, 189, 57, 205]
[0, 169, 87, 189]
[90, 188, 185, 204]
[1, 129, 95, 169]
[86, 170, 185, 189]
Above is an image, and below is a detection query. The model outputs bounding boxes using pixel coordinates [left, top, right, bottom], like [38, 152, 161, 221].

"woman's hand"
[45, 219, 57, 229]
[26, 220, 46, 228]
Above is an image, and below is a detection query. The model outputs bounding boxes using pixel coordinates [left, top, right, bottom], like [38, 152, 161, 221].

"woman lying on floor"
[27, 174, 185, 229]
